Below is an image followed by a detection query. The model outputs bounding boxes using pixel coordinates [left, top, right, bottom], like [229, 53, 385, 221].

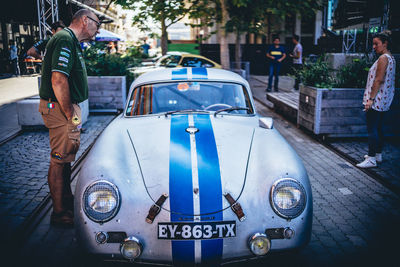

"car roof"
[131, 67, 249, 89]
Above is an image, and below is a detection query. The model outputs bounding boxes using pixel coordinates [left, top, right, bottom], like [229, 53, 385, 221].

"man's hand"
[51, 71, 74, 120]
[27, 47, 42, 60]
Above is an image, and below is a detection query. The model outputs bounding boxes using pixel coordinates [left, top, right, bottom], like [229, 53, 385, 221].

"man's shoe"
[364, 153, 382, 163]
[356, 156, 377, 168]
[50, 210, 74, 228]
[274, 88, 279, 92]
[266, 88, 272, 92]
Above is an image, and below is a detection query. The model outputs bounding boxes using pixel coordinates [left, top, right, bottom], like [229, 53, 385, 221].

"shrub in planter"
[335, 58, 371, 88]
[296, 56, 335, 88]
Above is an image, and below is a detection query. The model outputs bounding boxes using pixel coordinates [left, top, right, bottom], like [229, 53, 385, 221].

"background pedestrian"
[290, 34, 303, 90]
[266, 36, 286, 92]
[38, 9, 99, 227]
[9, 40, 20, 76]
[27, 21, 65, 59]
[356, 31, 396, 168]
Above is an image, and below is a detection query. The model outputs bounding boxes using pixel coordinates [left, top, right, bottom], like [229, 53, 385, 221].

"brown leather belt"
[146, 193, 168, 224]
[224, 193, 246, 221]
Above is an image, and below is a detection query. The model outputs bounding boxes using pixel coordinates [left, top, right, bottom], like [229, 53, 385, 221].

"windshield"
[157, 55, 182, 67]
[125, 81, 254, 116]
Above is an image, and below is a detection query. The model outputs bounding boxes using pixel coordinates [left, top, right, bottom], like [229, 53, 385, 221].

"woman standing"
[357, 31, 396, 168]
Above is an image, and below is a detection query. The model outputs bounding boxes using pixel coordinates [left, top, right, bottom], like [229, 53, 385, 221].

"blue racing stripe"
[192, 67, 208, 79]
[194, 114, 223, 263]
[171, 68, 188, 80]
[169, 114, 194, 264]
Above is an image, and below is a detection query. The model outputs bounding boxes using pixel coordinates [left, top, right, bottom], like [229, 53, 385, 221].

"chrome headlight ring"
[270, 178, 307, 219]
[83, 180, 121, 223]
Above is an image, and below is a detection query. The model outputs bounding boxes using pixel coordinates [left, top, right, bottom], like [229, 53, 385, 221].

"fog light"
[120, 236, 143, 260]
[248, 233, 271, 256]
[283, 227, 294, 239]
[95, 231, 108, 244]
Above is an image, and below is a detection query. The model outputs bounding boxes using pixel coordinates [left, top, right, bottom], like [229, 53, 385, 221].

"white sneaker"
[364, 153, 382, 163]
[357, 156, 377, 168]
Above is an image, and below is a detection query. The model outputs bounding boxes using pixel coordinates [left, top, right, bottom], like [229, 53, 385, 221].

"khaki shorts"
[39, 99, 82, 164]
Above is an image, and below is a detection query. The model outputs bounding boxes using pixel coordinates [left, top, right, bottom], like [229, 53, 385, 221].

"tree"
[116, 0, 188, 55]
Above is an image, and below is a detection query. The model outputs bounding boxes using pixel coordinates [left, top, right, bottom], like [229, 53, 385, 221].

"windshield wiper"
[164, 109, 209, 117]
[214, 107, 251, 117]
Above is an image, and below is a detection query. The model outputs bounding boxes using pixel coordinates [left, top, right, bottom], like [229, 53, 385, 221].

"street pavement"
[0, 114, 115, 261]
[0, 75, 395, 267]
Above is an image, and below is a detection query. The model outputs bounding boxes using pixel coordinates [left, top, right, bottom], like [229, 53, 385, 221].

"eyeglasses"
[86, 16, 101, 29]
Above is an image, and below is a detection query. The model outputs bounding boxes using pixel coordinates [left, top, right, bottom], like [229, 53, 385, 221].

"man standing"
[38, 9, 100, 227]
[266, 36, 286, 92]
[9, 41, 20, 76]
[27, 21, 65, 59]
[290, 34, 303, 91]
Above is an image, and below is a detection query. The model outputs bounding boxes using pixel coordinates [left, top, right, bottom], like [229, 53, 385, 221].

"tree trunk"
[161, 16, 168, 55]
[219, 0, 230, 69]
[235, 30, 241, 70]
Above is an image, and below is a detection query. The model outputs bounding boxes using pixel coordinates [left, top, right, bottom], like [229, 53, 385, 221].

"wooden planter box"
[298, 85, 400, 137]
[88, 76, 126, 112]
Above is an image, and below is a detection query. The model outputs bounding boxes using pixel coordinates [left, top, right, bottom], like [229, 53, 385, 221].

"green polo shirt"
[39, 28, 88, 103]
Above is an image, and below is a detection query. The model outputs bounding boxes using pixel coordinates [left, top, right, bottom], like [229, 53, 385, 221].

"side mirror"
[259, 117, 273, 129]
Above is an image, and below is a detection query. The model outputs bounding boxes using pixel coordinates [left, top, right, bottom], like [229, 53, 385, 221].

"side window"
[181, 57, 202, 67]
[200, 59, 214, 68]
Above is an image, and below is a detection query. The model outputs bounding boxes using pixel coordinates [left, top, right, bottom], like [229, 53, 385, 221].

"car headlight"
[83, 180, 121, 223]
[270, 178, 306, 219]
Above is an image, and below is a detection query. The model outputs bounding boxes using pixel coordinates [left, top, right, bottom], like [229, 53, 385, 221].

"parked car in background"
[131, 51, 221, 78]
[75, 67, 312, 265]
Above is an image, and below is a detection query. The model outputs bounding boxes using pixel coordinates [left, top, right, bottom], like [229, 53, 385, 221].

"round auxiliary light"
[120, 236, 143, 261]
[248, 233, 271, 256]
[83, 180, 121, 223]
[95, 231, 108, 244]
[270, 178, 306, 219]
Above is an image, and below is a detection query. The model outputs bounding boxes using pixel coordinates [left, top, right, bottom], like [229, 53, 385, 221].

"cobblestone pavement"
[0, 114, 115, 256]
[13, 94, 400, 267]
[327, 138, 400, 192]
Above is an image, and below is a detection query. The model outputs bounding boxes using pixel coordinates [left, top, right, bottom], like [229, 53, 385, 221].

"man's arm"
[27, 47, 42, 59]
[51, 71, 74, 120]
[278, 52, 286, 62]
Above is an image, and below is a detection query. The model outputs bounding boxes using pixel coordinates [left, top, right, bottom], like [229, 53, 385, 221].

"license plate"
[158, 221, 236, 240]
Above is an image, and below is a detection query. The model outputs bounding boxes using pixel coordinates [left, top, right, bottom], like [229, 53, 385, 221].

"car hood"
[125, 114, 254, 216]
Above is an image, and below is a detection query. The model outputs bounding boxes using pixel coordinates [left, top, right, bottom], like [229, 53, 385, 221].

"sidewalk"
[249, 75, 400, 195]
[0, 114, 115, 257]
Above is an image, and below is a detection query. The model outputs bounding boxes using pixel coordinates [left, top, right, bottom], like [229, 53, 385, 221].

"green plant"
[83, 43, 140, 76]
[295, 56, 335, 88]
[335, 58, 372, 88]
[83, 42, 140, 91]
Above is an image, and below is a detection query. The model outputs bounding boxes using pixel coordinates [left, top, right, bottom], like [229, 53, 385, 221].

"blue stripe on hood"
[194, 114, 223, 263]
[169, 114, 194, 263]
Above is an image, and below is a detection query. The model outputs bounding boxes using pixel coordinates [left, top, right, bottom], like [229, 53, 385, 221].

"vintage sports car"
[75, 67, 313, 265]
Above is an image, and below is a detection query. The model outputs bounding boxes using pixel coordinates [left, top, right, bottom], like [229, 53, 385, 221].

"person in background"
[38, 9, 99, 227]
[9, 41, 20, 76]
[141, 41, 150, 56]
[290, 34, 303, 91]
[266, 36, 286, 92]
[27, 21, 65, 59]
[356, 31, 396, 168]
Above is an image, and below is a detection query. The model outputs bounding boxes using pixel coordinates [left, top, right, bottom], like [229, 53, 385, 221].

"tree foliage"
[115, 0, 188, 55]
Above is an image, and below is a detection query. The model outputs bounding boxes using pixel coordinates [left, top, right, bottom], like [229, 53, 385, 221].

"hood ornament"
[186, 126, 199, 134]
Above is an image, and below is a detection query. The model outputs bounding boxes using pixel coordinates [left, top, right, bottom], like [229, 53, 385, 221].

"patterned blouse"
[363, 53, 396, 112]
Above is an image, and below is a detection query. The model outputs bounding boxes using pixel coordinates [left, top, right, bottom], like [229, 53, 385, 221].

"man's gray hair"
[71, 9, 95, 23]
